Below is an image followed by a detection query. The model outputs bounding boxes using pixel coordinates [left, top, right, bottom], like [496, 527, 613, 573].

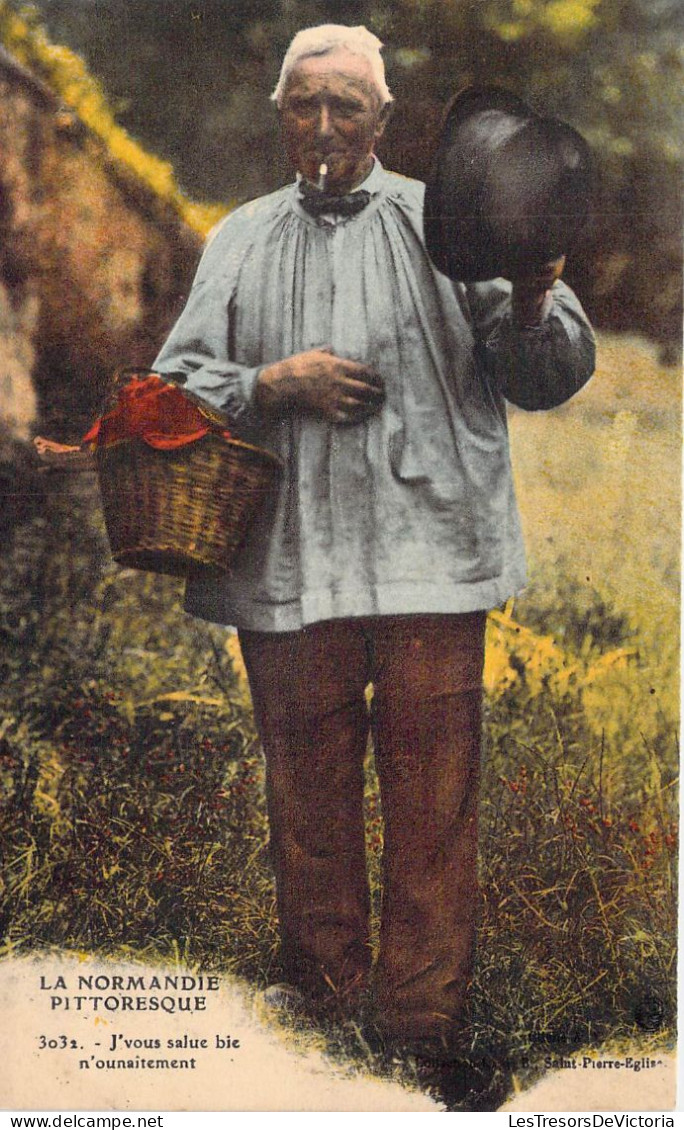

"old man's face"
[280, 48, 389, 194]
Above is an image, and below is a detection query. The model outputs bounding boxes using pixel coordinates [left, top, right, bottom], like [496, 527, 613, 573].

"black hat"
[423, 85, 594, 282]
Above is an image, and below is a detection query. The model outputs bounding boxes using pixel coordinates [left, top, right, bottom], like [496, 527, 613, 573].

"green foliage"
[0, 477, 275, 972]
[477, 666, 677, 1056]
[0, 695, 273, 970]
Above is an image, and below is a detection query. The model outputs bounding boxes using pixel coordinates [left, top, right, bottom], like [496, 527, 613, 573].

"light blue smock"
[153, 160, 596, 631]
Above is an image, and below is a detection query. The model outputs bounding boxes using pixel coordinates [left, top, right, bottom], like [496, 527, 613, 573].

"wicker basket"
[96, 432, 282, 577]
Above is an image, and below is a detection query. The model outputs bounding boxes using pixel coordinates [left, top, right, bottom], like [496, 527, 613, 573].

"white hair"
[271, 24, 393, 107]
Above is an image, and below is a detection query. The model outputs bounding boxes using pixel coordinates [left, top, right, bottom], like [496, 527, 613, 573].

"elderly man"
[154, 23, 595, 1081]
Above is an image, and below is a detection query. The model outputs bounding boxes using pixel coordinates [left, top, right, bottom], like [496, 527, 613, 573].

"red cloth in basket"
[83, 374, 232, 450]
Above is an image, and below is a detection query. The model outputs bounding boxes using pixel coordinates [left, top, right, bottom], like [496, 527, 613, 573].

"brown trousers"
[238, 612, 486, 1044]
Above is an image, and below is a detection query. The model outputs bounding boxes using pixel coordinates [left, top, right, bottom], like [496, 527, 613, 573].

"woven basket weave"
[96, 433, 281, 577]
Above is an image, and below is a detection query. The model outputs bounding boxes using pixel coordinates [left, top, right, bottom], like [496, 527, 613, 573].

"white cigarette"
[317, 162, 328, 192]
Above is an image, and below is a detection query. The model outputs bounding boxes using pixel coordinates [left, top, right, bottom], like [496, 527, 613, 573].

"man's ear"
[375, 101, 393, 140]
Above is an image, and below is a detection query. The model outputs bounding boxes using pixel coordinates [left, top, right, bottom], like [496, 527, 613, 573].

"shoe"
[260, 982, 308, 1015]
[410, 1048, 510, 1111]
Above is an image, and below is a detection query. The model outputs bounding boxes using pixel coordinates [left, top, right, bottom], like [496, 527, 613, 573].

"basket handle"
[103, 367, 184, 409]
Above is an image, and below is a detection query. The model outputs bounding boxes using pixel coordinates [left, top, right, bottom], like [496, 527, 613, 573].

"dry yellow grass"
[510, 331, 679, 716]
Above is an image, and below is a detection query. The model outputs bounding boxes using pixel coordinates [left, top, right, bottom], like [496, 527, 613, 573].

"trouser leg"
[238, 621, 372, 1002]
[368, 612, 486, 1049]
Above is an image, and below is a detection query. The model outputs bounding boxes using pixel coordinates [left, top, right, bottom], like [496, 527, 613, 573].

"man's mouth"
[307, 145, 344, 159]
[302, 152, 338, 174]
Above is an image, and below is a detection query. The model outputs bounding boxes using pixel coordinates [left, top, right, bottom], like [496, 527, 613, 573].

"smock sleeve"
[465, 277, 596, 411]
[152, 219, 262, 427]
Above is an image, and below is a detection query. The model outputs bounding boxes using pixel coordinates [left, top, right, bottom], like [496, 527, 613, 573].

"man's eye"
[287, 99, 317, 116]
[333, 102, 363, 117]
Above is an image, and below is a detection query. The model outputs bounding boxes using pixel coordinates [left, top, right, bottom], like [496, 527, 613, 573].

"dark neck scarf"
[298, 183, 372, 218]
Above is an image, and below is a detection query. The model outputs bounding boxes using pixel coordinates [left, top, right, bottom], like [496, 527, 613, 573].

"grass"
[0, 332, 678, 1106]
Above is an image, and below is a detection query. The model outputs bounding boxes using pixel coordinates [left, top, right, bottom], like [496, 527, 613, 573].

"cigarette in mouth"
[317, 162, 328, 192]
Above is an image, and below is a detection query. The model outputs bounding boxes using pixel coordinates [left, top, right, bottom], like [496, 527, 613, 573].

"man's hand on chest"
[255, 347, 385, 425]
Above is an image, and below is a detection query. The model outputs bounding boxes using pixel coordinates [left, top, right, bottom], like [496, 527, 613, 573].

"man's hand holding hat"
[511, 253, 566, 328]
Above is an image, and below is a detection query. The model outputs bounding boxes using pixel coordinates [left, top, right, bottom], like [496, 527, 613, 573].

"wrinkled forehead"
[282, 48, 381, 101]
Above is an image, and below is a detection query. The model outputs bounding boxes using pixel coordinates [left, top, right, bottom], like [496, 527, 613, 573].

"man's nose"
[316, 105, 334, 140]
